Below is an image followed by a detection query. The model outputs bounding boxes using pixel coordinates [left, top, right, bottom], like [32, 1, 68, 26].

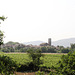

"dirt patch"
[4, 53, 67, 55]
[15, 72, 35, 75]
[42, 53, 67, 55]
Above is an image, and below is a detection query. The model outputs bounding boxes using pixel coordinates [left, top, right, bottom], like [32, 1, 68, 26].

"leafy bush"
[54, 51, 75, 75]
[17, 62, 35, 72]
[27, 48, 44, 70]
[0, 55, 17, 75]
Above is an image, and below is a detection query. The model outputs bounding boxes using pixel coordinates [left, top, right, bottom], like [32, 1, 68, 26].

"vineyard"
[0, 53, 63, 67]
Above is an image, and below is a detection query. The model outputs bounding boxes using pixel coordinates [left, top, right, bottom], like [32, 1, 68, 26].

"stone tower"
[48, 38, 51, 46]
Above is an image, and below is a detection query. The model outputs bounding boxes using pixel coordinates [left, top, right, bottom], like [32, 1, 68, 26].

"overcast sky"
[0, 0, 75, 43]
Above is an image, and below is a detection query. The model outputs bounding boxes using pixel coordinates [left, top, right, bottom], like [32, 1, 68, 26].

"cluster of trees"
[1, 41, 27, 52]
[41, 46, 71, 53]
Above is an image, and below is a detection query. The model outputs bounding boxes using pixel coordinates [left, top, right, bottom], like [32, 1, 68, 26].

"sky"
[0, 0, 75, 43]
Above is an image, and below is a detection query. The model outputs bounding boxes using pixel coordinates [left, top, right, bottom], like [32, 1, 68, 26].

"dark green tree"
[49, 51, 75, 75]
[41, 47, 47, 53]
[0, 30, 4, 46]
[55, 51, 75, 75]
[27, 48, 44, 70]
[71, 43, 75, 49]
[61, 48, 70, 53]
[0, 55, 17, 75]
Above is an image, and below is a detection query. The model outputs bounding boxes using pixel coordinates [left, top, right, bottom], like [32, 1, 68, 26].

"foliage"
[0, 55, 17, 75]
[0, 16, 6, 21]
[41, 47, 47, 53]
[0, 16, 7, 47]
[49, 71, 57, 75]
[47, 47, 56, 53]
[0, 31, 4, 46]
[0, 53, 63, 72]
[70, 44, 75, 52]
[61, 48, 70, 53]
[1, 41, 28, 52]
[27, 49, 44, 70]
[52, 51, 75, 75]
[0, 53, 62, 67]
[41, 46, 56, 53]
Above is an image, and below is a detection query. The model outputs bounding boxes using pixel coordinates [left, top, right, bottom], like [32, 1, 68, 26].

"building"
[40, 38, 51, 46]
[48, 38, 51, 46]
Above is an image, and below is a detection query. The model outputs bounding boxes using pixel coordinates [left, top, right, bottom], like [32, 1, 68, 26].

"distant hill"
[52, 38, 75, 47]
[23, 41, 45, 46]
[23, 38, 75, 47]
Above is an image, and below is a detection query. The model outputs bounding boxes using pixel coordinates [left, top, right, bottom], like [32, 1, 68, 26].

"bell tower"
[48, 38, 51, 46]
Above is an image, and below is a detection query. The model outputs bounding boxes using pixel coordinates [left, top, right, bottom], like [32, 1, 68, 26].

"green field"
[0, 53, 64, 68]
[41, 54, 62, 67]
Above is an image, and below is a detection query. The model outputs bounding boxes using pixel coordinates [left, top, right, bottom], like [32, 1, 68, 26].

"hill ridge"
[23, 38, 75, 47]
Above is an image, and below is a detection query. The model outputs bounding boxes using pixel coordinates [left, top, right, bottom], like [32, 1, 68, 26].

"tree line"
[0, 41, 75, 53]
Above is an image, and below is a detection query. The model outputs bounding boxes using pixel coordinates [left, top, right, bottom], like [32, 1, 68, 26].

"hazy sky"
[0, 0, 75, 43]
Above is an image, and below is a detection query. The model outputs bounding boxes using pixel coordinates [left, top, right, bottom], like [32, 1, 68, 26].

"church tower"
[48, 38, 51, 46]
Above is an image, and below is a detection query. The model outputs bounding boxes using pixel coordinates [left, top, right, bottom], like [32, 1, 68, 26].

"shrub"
[0, 55, 17, 75]
[27, 48, 44, 70]
[56, 51, 75, 75]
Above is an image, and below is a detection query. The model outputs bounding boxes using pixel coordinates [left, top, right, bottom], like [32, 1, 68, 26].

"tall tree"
[0, 16, 6, 47]
[27, 48, 44, 70]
